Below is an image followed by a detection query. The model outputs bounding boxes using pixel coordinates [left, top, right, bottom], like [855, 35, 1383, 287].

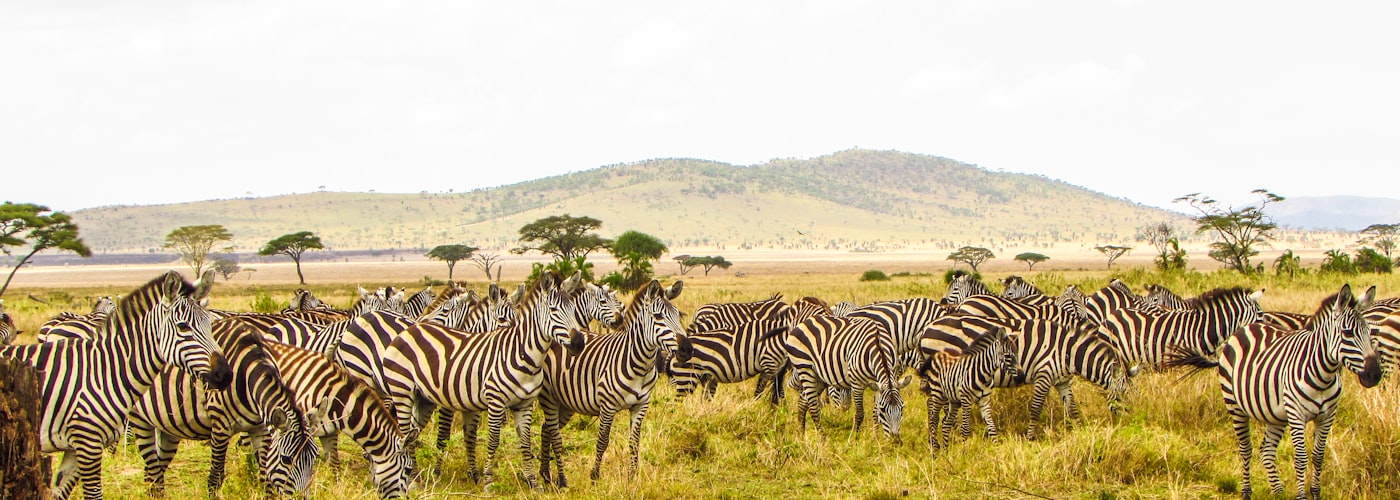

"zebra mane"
[1184, 286, 1252, 309]
[794, 296, 828, 309]
[1305, 285, 1375, 329]
[106, 271, 199, 334]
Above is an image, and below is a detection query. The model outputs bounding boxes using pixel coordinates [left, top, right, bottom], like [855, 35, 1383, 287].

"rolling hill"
[67, 149, 1186, 255]
[1267, 196, 1400, 231]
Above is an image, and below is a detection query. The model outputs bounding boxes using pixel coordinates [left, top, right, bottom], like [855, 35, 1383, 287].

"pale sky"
[3, 1, 1397, 213]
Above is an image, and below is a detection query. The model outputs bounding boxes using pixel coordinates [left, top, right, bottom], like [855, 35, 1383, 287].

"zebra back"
[337, 310, 417, 393]
[785, 315, 909, 440]
[956, 294, 1077, 328]
[1083, 279, 1151, 325]
[1097, 286, 1263, 370]
[689, 293, 789, 333]
[1260, 311, 1309, 330]
[847, 297, 951, 356]
[1144, 283, 1191, 310]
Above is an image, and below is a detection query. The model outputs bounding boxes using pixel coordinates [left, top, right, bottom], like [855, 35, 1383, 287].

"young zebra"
[942, 272, 994, 306]
[922, 315, 1132, 439]
[381, 271, 586, 489]
[537, 280, 685, 486]
[1166, 284, 1382, 500]
[1095, 287, 1263, 371]
[784, 315, 911, 441]
[0, 271, 233, 500]
[126, 322, 320, 496]
[917, 325, 1018, 452]
[261, 339, 413, 499]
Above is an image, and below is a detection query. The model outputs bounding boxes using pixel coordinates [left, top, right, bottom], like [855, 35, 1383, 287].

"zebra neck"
[97, 327, 165, 409]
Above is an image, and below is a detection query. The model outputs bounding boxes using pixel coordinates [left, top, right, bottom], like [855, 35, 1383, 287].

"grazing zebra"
[922, 315, 1132, 439]
[381, 271, 586, 488]
[537, 280, 685, 486]
[1166, 285, 1382, 500]
[942, 272, 994, 306]
[1144, 283, 1191, 310]
[1, 300, 19, 344]
[1083, 279, 1152, 325]
[126, 322, 320, 496]
[260, 339, 412, 498]
[1095, 287, 1263, 370]
[917, 325, 1018, 452]
[0, 271, 233, 499]
[784, 315, 911, 441]
[668, 317, 790, 404]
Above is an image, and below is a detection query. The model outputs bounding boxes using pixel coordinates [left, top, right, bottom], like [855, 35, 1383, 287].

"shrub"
[249, 290, 281, 313]
[1356, 247, 1393, 274]
[943, 268, 981, 285]
[860, 270, 890, 281]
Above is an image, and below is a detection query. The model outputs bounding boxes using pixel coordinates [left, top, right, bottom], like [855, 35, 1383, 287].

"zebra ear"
[304, 396, 335, 429]
[194, 270, 216, 300]
[267, 409, 289, 430]
[666, 281, 684, 300]
[510, 284, 526, 305]
[1249, 289, 1265, 302]
[895, 374, 913, 389]
[1358, 285, 1377, 310]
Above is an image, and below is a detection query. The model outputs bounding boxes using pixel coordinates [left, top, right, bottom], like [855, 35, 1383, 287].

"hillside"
[1268, 195, 1400, 231]
[68, 149, 1185, 255]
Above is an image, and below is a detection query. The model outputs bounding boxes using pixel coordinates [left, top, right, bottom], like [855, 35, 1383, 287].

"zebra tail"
[759, 326, 788, 342]
[1162, 345, 1216, 381]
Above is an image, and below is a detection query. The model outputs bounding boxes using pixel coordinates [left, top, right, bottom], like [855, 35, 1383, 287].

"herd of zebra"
[0, 269, 1397, 499]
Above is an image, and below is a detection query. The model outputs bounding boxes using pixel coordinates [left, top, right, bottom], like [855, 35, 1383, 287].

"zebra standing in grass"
[922, 315, 1132, 439]
[846, 297, 953, 358]
[784, 315, 911, 441]
[674, 294, 794, 397]
[537, 280, 685, 486]
[126, 322, 321, 496]
[917, 326, 1018, 452]
[1095, 287, 1263, 370]
[381, 271, 586, 488]
[0, 300, 17, 344]
[261, 339, 413, 499]
[0, 271, 233, 499]
[1166, 285, 1382, 500]
[667, 316, 790, 404]
[942, 272, 994, 306]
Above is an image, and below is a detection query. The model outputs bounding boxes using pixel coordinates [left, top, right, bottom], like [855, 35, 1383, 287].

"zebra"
[1083, 279, 1153, 326]
[672, 293, 794, 397]
[955, 293, 1082, 329]
[283, 288, 335, 314]
[380, 271, 586, 488]
[921, 315, 1132, 439]
[260, 338, 413, 499]
[1095, 287, 1264, 371]
[396, 286, 437, 319]
[916, 325, 1018, 452]
[37, 296, 117, 342]
[537, 279, 685, 486]
[1, 300, 19, 344]
[574, 282, 624, 331]
[1144, 283, 1191, 310]
[942, 272, 994, 306]
[1165, 284, 1382, 500]
[1364, 304, 1400, 376]
[0, 270, 233, 499]
[1261, 311, 1310, 330]
[667, 317, 791, 404]
[846, 297, 953, 358]
[125, 321, 321, 496]
[1001, 275, 1052, 306]
[261, 288, 404, 356]
[784, 315, 911, 441]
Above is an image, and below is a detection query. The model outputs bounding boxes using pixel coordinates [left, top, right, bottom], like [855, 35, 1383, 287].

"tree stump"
[0, 358, 50, 500]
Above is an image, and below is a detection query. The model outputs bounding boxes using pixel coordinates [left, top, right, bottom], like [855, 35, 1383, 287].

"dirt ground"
[2, 243, 1351, 288]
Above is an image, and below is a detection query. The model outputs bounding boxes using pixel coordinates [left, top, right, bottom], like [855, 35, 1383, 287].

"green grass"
[4, 267, 1399, 498]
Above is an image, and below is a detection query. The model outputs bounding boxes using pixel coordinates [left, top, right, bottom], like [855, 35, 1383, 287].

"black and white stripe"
[784, 315, 911, 441]
[917, 325, 1018, 451]
[1095, 287, 1263, 370]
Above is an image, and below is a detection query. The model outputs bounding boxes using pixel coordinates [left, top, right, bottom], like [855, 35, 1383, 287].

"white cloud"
[899, 63, 987, 97]
[981, 55, 1146, 111]
[609, 17, 702, 69]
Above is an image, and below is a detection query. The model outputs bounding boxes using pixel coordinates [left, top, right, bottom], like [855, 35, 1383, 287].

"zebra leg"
[753, 373, 771, 400]
[1231, 413, 1255, 499]
[704, 375, 719, 400]
[319, 433, 342, 471]
[1025, 376, 1053, 441]
[926, 392, 944, 452]
[591, 408, 618, 481]
[1286, 416, 1309, 500]
[461, 410, 482, 484]
[1308, 410, 1336, 500]
[130, 420, 175, 496]
[537, 405, 557, 487]
[480, 406, 508, 488]
[207, 431, 232, 494]
[551, 409, 575, 488]
[1258, 424, 1285, 496]
[432, 408, 455, 475]
[511, 403, 541, 489]
[1055, 380, 1080, 429]
[53, 449, 80, 500]
[940, 401, 959, 447]
[72, 438, 107, 500]
[977, 394, 999, 443]
[625, 402, 650, 479]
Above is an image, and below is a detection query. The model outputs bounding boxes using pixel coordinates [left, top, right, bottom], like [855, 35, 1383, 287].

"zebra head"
[261, 398, 327, 497]
[152, 271, 233, 390]
[1001, 275, 1040, 300]
[941, 272, 988, 306]
[1057, 285, 1088, 323]
[528, 271, 587, 355]
[1318, 284, 1382, 388]
[92, 295, 118, 315]
[485, 282, 518, 329]
[872, 374, 913, 443]
[0, 300, 16, 345]
[579, 282, 624, 330]
[629, 280, 686, 359]
[373, 442, 413, 499]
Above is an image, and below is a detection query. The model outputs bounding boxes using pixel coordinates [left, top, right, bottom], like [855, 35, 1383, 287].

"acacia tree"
[258, 231, 324, 285]
[1013, 252, 1049, 270]
[426, 244, 478, 280]
[673, 255, 694, 275]
[1095, 245, 1132, 269]
[1174, 189, 1283, 274]
[1359, 223, 1398, 258]
[680, 255, 732, 276]
[0, 203, 92, 296]
[511, 214, 612, 262]
[947, 246, 995, 272]
[605, 230, 668, 291]
[165, 225, 234, 278]
[470, 251, 504, 281]
[211, 256, 242, 281]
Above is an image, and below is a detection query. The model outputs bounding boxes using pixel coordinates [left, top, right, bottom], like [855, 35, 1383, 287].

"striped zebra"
[283, 288, 334, 314]
[668, 317, 791, 404]
[37, 296, 116, 342]
[574, 282, 623, 331]
[1001, 276, 1051, 306]
[1095, 287, 1263, 370]
[917, 325, 1018, 452]
[1166, 285, 1382, 500]
[955, 293, 1083, 329]
[126, 322, 321, 496]
[1364, 304, 1400, 376]
[846, 297, 953, 358]
[381, 271, 586, 488]
[261, 288, 405, 356]
[1260, 311, 1310, 330]
[537, 279, 685, 486]
[0, 271, 233, 499]
[942, 272, 994, 306]
[1083, 279, 1152, 325]
[1, 300, 18, 344]
[1144, 283, 1191, 310]
[922, 315, 1132, 439]
[784, 315, 911, 441]
[689, 293, 791, 333]
[261, 339, 413, 498]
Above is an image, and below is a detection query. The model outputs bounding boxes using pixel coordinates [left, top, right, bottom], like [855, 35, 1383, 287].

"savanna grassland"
[4, 265, 1399, 499]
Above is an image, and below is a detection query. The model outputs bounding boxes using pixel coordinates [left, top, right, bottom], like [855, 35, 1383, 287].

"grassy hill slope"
[70, 149, 1184, 254]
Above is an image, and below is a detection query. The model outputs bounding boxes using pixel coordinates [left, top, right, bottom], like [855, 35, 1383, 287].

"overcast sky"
[3, 1, 1396, 213]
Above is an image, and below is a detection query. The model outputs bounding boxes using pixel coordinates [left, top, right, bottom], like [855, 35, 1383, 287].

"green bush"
[943, 268, 981, 285]
[249, 290, 282, 313]
[1356, 248, 1393, 274]
[860, 270, 890, 281]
